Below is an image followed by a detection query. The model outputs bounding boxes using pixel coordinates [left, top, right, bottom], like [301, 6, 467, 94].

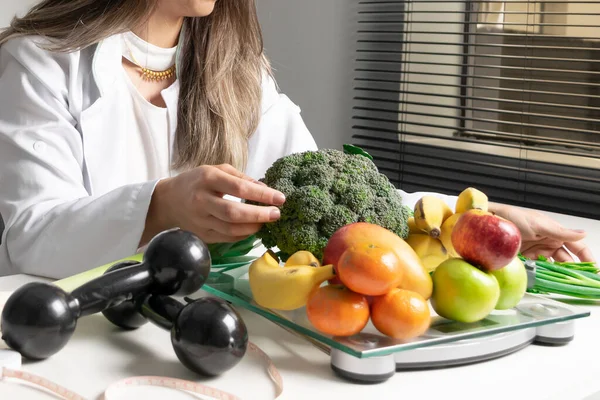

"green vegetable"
[249, 147, 411, 260]
[208, 235, 261, 262]
[521, 255, 600, 299]
[343, 144, 374, 160]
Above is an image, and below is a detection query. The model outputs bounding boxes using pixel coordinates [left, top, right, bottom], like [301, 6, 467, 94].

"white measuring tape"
[1, 342, 283, 400]
[0, 292, 284, 399]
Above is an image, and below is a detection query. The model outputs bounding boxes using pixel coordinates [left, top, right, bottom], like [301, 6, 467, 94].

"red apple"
[451, 210, 522, 271]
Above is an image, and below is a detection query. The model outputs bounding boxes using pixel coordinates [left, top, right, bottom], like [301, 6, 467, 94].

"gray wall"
[256, 1, 357, 150]
[0, 0, 37, 26]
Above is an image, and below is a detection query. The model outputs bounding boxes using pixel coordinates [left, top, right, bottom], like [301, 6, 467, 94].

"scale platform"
[200, 263, 591, 384]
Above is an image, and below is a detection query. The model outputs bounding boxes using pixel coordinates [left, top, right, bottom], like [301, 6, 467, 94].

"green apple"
[490, 257, 528, 310]
[431, 258, 500, 323]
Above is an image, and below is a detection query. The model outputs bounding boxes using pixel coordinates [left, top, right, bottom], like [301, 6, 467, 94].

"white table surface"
[1, 208, 599, 400]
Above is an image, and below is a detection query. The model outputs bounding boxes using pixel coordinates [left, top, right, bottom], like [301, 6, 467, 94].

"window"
[352, 0, 600, 219]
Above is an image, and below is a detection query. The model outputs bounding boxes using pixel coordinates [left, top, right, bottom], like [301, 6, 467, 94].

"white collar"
[120, 31, 177, 72]
[91, 23, 187, 97]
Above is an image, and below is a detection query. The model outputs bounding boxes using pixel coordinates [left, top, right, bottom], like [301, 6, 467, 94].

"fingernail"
[274, 192, 286, 204]
[574, 229, 586, 233]
[270, 208, 281, 220]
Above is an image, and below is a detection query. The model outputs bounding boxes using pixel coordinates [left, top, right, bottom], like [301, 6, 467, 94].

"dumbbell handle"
[71, 263, 152, 317]
[139, 295, 183, 331]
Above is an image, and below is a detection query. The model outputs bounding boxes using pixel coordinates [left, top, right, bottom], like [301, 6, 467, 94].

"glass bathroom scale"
[201, 262, 591, 363]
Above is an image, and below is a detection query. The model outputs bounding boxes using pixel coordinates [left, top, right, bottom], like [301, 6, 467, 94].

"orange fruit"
[306, 285, 370, 337]
[323, 222, 433, 300]
[371, 288, 431, 340]
[336, 242, 403, 296]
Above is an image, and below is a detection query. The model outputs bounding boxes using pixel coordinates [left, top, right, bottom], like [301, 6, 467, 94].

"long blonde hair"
[0, 0, 270, 171]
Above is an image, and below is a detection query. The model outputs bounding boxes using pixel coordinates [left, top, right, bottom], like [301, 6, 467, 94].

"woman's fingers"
[206, 196, 281, 224]
[521, 240, 596, 263]
[520, 239, 563, 254]
[521, 245, 560, 261]
[215, 164, 265, 185]
[201, 215, 263, 238]
[206, 167, 285, 206]
[202, 230, 252, 245]
[533, 218, 587, 243]
[564, 241, 596, 263]
[551, 247, 575, 263]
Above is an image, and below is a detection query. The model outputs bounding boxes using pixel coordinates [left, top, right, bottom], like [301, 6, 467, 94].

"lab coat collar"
[88, 28, 183, 137]
[90, 23, 187, 98]
[79, 28, 184, 195]
[90, 34, 121, 98]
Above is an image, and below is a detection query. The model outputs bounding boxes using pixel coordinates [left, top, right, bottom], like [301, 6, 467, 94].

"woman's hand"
[489, 203, 595, 263]
[143, 164, 285, 245]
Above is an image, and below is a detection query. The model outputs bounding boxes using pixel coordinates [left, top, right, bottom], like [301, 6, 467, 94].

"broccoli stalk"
[252, 149, 411, 261]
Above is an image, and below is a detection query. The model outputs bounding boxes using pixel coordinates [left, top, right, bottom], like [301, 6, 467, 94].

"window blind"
[351, 0, 600, 219]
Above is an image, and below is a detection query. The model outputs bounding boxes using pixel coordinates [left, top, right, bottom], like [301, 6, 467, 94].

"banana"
[455, 187, 488, 214]
[284, 251, 320, 268]
[406, 233, 449, 272]
[421, 254, 451, 274]
[439, 213, 462, 258]
[249, 251, 335, 311]
[407, 217, 422, 234]
[413, 196, 453, 238]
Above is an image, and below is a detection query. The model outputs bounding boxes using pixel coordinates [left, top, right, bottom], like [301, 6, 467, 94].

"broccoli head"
[252, 149, 411, 260]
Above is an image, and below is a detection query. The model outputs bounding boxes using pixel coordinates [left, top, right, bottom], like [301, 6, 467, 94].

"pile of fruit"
[407, 187, 492, 272]
[248, 186, 530, 340]
[407, 187, 528, 323]
[249, 222, 433, 340]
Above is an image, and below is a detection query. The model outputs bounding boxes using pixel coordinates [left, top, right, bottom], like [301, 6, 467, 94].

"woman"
[0, 0, 593, 278]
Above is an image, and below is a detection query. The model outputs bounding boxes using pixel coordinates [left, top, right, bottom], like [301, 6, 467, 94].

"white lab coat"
[0, 33, 457, 279]
[0, 33, 320, 278]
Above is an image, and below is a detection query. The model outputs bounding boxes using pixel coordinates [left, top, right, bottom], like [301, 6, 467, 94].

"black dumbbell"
[124, 294, 248, 377]
[101, 260, 150, 330]
[0, 229, 211, 360]
[101, 262, 248, 376]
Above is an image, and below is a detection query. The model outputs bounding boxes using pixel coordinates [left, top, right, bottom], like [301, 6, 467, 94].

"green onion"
[539, 266, 600, 289]
[536, 269, 572, 281]
[520, 254, 600, 300]
[535, 277, 600, 299]
[574, 269, 600, 282]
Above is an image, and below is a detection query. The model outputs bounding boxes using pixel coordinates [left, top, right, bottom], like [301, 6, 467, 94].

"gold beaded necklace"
[128, 48, 176, 82]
